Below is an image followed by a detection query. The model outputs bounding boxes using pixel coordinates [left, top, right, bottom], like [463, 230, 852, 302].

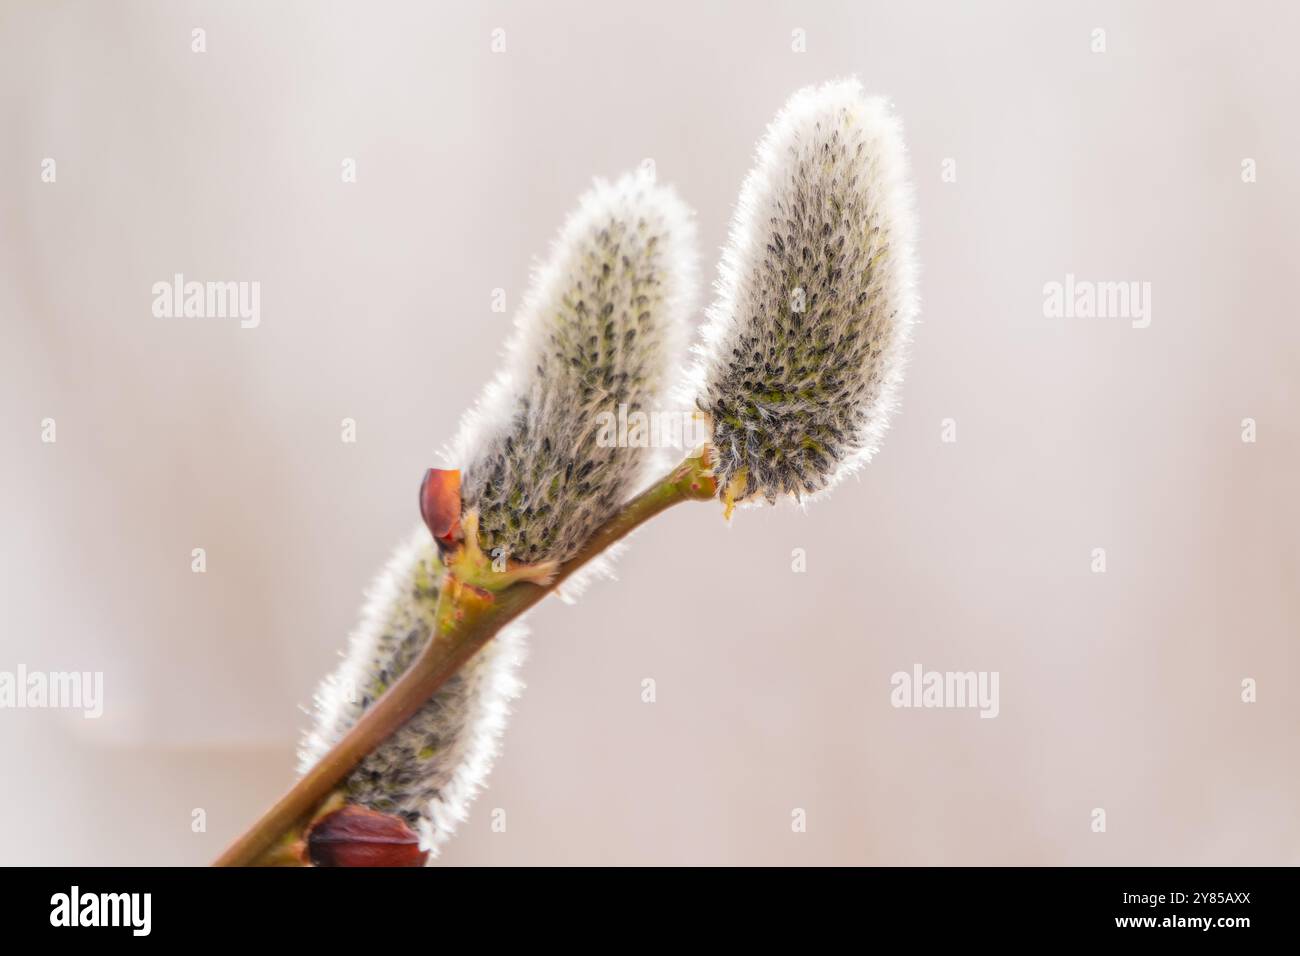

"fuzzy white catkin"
[299, 168, 697, 858]
[451, 167, 698, 565]
[692, 77, 918, 505]
[297, 531, 527, 856]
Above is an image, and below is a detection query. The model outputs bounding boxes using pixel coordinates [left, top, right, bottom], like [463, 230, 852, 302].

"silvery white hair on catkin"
[690, 77, 918, 507]
[297, 531, 528, 856]
[450, 167, 698, 565]
[299, 168, 698, 858]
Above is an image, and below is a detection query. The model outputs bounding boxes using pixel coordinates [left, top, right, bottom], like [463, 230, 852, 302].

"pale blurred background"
[2, 0, 1297, 865]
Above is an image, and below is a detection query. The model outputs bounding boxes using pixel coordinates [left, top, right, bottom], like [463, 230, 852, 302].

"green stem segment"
[214, 449, 718, 867]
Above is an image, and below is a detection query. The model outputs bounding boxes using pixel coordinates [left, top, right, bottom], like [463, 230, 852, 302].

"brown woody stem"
[214, 448, 718, 866]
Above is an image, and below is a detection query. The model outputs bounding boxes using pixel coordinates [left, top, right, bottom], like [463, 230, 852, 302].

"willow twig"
[214, 449, 717, 867]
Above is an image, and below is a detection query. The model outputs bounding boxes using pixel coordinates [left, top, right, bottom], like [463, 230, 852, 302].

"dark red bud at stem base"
[306, 805, 429, 867]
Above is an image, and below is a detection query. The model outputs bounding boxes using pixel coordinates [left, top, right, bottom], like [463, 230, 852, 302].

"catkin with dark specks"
[300, 169, 697, 858]
[692, 78, 918, 506]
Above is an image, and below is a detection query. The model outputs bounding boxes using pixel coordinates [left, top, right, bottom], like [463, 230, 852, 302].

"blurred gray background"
[1, 0, 1297, 865]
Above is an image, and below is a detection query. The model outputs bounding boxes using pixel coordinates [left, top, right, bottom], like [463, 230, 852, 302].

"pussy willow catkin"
[300, 169, 698, 856]
[692, 78, 918, 509]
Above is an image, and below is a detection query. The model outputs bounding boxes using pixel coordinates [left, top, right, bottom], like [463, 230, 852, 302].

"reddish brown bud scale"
[306, 805, 429, 868]
[420, 468, 462, 553]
